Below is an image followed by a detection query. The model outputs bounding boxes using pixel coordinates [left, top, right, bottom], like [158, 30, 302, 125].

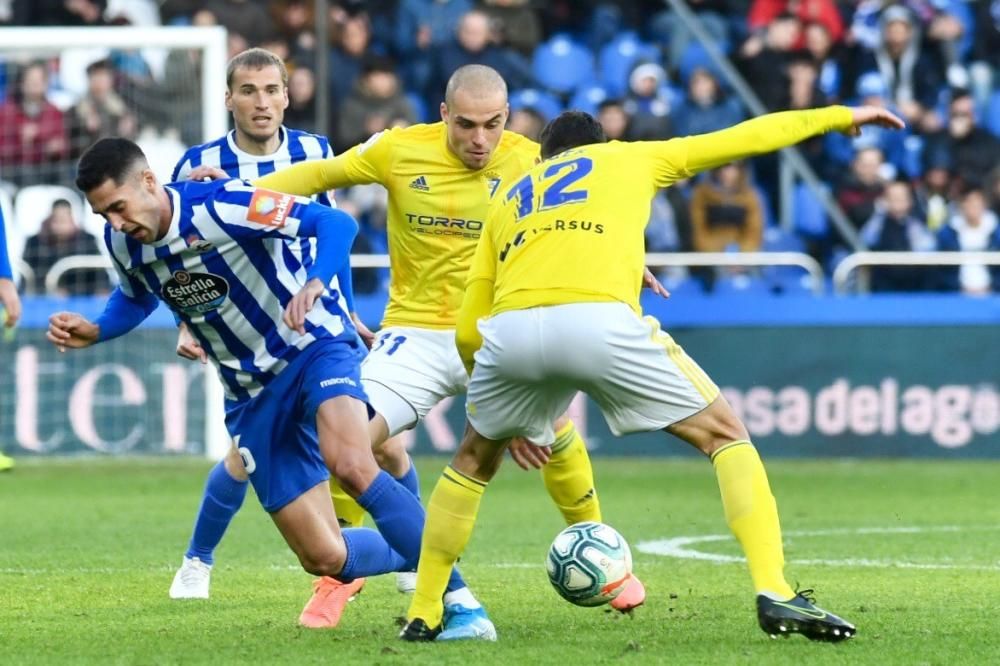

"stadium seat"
[598, 32, 660, 98]
[677, 41, 725, 86]
[532, 34, 595, 95]
[508, 88, 563, 122]
[985, 90, 1000, 140]
[661, 275, 704, 298]
[404, 91, 429, 124]
[13, 185, 86, 240]
[792, 182, 830, 239]
[712, 273, 773, 296]
[568, 83, 609, 115]
[762, 226, 806, 253]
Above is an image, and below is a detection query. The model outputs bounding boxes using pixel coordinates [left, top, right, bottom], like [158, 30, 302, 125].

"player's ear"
[140, 168, 157, 191]
[224, 88, 234, 112]
[281, 85, 289, 110]
[439, 101, 449, 123]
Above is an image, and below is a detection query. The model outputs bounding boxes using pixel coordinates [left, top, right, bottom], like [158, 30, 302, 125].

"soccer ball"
[546, 521, 633, 607]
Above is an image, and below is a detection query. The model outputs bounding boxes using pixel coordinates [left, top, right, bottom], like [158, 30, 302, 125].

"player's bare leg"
[666, 395, 856, 641]
[402, 423, 507, 640]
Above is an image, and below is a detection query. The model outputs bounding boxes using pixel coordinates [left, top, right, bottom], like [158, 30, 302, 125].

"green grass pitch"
[2, 456, 999, 665]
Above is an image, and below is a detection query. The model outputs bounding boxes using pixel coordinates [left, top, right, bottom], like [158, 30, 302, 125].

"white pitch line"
[636, 525, 1000, 572]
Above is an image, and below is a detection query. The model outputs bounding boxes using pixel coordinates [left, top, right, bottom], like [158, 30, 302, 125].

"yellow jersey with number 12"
[468, 106, 854, 316]
[254, 122, 539, 329]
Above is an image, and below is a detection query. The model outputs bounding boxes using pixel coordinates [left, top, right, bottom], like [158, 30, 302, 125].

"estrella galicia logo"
[162, 270, 229, 315]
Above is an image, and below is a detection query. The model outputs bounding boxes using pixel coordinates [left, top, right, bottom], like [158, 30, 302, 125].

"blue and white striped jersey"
[172, 126, 333, 207]
[105, 179, 356, 404]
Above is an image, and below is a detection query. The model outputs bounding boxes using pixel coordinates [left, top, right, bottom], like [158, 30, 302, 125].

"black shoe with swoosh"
[399, 618, 442, 642]
[756, 589, 856, 642]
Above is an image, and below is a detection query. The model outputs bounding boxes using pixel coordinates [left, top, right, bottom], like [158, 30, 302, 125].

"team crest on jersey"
[247, 189, 293, 227]
[486, 176, 502, 198]
[161, 270, 230, 315]
[185, 234, 214, 253]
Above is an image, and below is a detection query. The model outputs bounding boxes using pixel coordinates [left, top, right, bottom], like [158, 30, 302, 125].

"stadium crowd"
[1, 0, 999, 295]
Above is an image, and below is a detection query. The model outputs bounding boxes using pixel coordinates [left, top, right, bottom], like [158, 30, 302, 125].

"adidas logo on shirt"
[409, 176, 430, 191]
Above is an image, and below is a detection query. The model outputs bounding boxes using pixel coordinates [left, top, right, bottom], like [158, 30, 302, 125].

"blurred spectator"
[913, 145, 953, 231]
[428, 9, 534, 100]
[860, 179, 935, 292]
[11, 0, 106, 25]
[0, 62, 69, 186]
[647, 185, 693, 255]
[337, 55, 416, 150]
[478, 0, 542, 57]
[271, 0, 315, 56]
[623, 62, 672, 140]
[858, 5, 944, 132]
[923, 92, 1000, 190]
[69, 59, 138, 158]
[22, 199, 110, 296]
[935, 184, 1000, 294]
[737, 12, 801, 111]
[988, 167, 1000, 219]
[969, 1, 1000, 108]
[205, 0, 274, 46]
[690, 162, 764, 253]
[803, 20, 842, 102]
[507, 107, 544, 142]
[159, 0, 202, 23]
[158, 41, 204, 146]
[284, 66, 327, 134]
[826, 73, 910, 179]
[747, 0, 843, 45]
[596, 99, 629, 140]
[835, 146, 886, 231]
[329, 13, 372, 108]
[395, 0, 473, 92]
[671, 67, 743, 137]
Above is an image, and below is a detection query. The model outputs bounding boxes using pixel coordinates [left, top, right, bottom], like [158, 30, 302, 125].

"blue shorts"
[224, 338, 369, 513]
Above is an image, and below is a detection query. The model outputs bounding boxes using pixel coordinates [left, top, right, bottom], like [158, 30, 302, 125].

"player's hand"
[176, 321, 207, 364]
[0, 278, 22, 329]
[187, 165, 228, 181]
[642, 267, 670, 299]
[284, 278, 325, 335]
[845, 106, 905, 136]
[508, 437, 551, 470]
[351, 312, 376, 349]
[46, 312, 99, 352]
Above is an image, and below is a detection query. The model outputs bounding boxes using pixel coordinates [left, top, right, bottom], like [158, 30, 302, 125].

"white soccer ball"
[546, 521, 633, 607]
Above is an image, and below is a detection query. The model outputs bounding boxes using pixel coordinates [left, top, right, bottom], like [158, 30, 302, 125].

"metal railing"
[43, 252, 825, 296]
[832, 251, 1000, 294]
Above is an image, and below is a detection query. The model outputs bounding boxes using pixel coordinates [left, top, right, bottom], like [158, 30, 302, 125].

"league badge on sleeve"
[247, 189, 294, 228]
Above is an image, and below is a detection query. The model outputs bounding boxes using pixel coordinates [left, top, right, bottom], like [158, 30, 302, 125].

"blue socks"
[394, 456, 421, 500]
[355, 469, 467, 592]
[185, 461, 248, 565]
[339, 528, 407, 580]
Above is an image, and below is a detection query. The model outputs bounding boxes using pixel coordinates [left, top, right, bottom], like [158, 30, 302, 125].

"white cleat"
[396, 571, 417, 594]
[169, 556, 212, 599]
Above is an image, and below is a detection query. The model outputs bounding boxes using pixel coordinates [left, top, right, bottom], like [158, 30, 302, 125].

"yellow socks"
[712, 441, 794, 599]
[542, 421, 602, 524]
[407, 465, 485, 627]
[330, 481, 365, 528]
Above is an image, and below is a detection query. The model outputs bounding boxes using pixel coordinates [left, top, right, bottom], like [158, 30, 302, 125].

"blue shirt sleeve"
[95, 287, 160, 342]
[0, 206, 12, 280]
[297, 203, 359, 289]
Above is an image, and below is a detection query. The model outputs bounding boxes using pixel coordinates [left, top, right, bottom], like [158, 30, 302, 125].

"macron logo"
[320, 376, 357, 388]
[409, 175, 430, 192]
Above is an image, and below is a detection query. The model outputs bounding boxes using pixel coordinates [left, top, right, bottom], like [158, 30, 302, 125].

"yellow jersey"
[467, 106, 854, 316]
[254, 122, 539, 329]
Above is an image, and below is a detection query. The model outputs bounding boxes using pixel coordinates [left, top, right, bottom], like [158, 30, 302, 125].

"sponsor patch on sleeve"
[247, 189, 294, 228]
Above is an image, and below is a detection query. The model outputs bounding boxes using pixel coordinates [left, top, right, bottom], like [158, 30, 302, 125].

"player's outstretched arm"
[677, 105, 905, 178]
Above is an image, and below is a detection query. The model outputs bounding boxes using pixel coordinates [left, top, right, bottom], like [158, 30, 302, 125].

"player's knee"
[223, 445, 249, 481]
[297, 540, 348, 577]
[331, 451, 379, 497]
[452, 425, 505, 482]
[701, 400, 750, 455]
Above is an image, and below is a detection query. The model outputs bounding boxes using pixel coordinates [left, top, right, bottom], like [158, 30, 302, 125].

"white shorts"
[361, 327, 468, 436]
[466, 302, 719, 445]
